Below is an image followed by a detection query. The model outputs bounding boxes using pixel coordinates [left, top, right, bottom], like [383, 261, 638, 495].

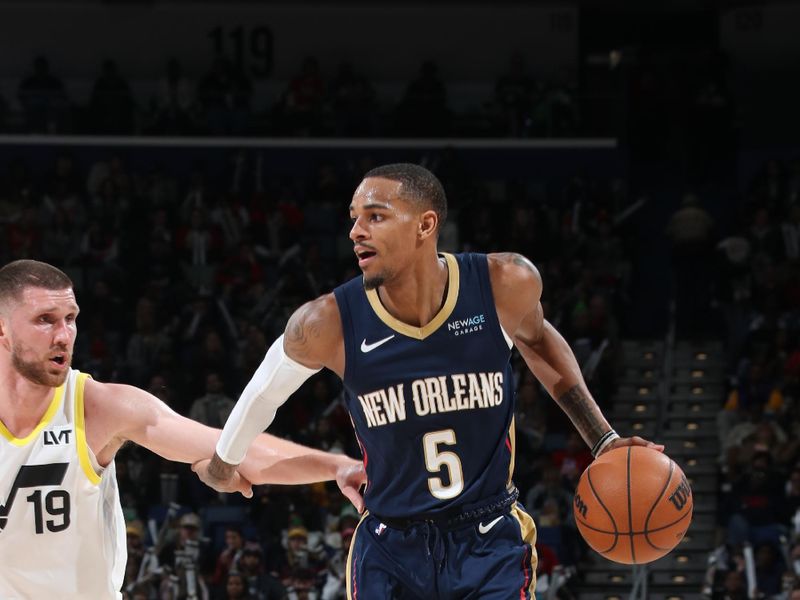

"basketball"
[573, 445, 693, 564]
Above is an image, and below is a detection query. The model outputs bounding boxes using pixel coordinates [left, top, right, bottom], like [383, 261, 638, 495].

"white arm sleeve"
[216, 334, 320, 464]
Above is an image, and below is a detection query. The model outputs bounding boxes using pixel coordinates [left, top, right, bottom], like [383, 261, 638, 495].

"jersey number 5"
[423, 430, 464, 500]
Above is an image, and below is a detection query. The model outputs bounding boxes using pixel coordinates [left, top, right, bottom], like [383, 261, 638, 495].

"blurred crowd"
[0, 145, 631, 598]
[5, 92, 797, 597]
[0, 53, 580, 139]
[678, 156, 800, 599]
[0, 13, 795, 597]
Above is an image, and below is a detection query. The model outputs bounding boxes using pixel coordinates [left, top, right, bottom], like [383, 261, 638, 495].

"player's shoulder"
[82, 377, 148, 447]
[82, 376, 109, 408]
[485, 252, 543, 317]
[486, 252, 542, 288]
[285, 292, 343, 362]
[83, 377, 145, 414]
[289, 292, 341, 328]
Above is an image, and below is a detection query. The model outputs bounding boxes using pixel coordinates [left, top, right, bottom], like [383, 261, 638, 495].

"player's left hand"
[600, 436, 664, 456]
[192, 457, 254, 498]
[336, 461, 367, 514]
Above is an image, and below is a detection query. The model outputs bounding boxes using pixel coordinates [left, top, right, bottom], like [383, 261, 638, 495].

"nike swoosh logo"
[360, 335, 395, 353]
[478, 515, 503, 535]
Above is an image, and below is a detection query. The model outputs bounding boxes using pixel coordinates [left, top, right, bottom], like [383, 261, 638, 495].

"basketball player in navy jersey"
[195, 163, 663, 598]
[0, 259, 364, 599]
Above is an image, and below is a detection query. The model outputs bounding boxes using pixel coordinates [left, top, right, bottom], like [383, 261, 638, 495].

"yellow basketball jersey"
[0, 369, 125, 599]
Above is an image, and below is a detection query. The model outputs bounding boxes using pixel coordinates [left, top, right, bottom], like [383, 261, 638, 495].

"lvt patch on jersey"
[43, 426, 73, 446]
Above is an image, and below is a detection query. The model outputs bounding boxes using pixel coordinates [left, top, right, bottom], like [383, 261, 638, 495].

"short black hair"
[363, 163, 447, 227]
[0, 260, 73, 306]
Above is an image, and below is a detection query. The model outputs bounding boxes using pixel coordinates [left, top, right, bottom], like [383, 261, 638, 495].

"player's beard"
[11, 343, 70, 387]
[362, 263, 392, 291]
[363, 275, 386, 290]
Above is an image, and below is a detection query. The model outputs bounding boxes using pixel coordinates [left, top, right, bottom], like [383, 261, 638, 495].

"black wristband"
[591, 429, 619, 458]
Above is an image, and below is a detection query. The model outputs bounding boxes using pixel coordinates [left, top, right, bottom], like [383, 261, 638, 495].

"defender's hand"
[191, 454, 254, 498]
[336, 461, 367, 514]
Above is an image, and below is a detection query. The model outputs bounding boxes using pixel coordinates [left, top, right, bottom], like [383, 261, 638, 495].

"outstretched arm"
[240, 435, 365, 511]
[488, 252, 663, 456]
[88, 375, 365, 509]
[192, 294, 354, 494]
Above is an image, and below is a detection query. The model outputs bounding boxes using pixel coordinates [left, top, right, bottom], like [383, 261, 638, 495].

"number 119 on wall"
[208, 25, 273, 78]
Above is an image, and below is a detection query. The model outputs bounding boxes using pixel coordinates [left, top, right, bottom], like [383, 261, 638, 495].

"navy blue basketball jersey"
[333, 252, 517, 518]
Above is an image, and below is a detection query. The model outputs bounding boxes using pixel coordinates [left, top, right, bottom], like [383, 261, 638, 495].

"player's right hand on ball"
[192, 456, 254, 498]
[602, 435, 664, 456]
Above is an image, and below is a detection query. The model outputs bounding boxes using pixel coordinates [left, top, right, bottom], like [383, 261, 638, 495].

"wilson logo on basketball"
[574, 493, 588, 518]
[668, 476, 692, 511]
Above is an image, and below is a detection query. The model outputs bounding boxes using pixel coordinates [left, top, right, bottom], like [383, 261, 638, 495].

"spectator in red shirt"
[551, 431, 593, 489]
[211, 526, 245, 587]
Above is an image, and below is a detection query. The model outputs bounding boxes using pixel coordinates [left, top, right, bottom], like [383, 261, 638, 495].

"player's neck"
[378, 252, 448, 327]
[0, 366, 58, 437]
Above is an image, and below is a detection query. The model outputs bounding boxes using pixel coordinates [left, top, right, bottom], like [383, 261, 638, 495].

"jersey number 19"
[0, 463, 71, 534]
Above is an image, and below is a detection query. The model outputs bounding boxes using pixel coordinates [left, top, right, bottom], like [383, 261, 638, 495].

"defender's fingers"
[237, 474, 254, 499]
[342, 486, 365, 513]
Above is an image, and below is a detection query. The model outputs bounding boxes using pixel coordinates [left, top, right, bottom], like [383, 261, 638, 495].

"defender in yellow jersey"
[0, 368, 127, 598]
[0, 259, 365, 599]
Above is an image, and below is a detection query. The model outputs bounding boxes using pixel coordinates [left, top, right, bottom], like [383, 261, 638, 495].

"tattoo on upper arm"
[304, 312, 325, 343]
[284, 302, 326, 357]
[287, 318, 303, 344]
[494, 252, 537, 273]
[556, 385, 606, 443]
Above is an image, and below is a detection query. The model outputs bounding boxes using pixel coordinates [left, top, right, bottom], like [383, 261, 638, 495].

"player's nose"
[349, 217, 368, 241]
[52, 320, 72, 343]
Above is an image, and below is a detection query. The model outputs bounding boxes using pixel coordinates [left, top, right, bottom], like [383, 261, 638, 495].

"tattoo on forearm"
[555, 385, 608, 445]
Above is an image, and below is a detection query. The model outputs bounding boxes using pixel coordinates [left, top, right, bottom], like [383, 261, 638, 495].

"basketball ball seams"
[643, 458, 692, 551]
[644, 458, 675, 533]
[643, 502, 693, 550]
[586, 465, 620, 553]
[626, 447, 636, 564]
[575, 503, 692, 536]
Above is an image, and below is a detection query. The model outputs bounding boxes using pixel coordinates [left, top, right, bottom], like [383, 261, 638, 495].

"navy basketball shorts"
[346, 503, 537, 599]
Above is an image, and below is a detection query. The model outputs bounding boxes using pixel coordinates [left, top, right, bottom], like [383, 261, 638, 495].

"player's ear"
[0, 314, 9, 348]
[418, 210, 438, 241]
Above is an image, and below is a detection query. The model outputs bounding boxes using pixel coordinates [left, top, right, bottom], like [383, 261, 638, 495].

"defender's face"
[349, 177, 421, 289]
[1, 287, 78, 387]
